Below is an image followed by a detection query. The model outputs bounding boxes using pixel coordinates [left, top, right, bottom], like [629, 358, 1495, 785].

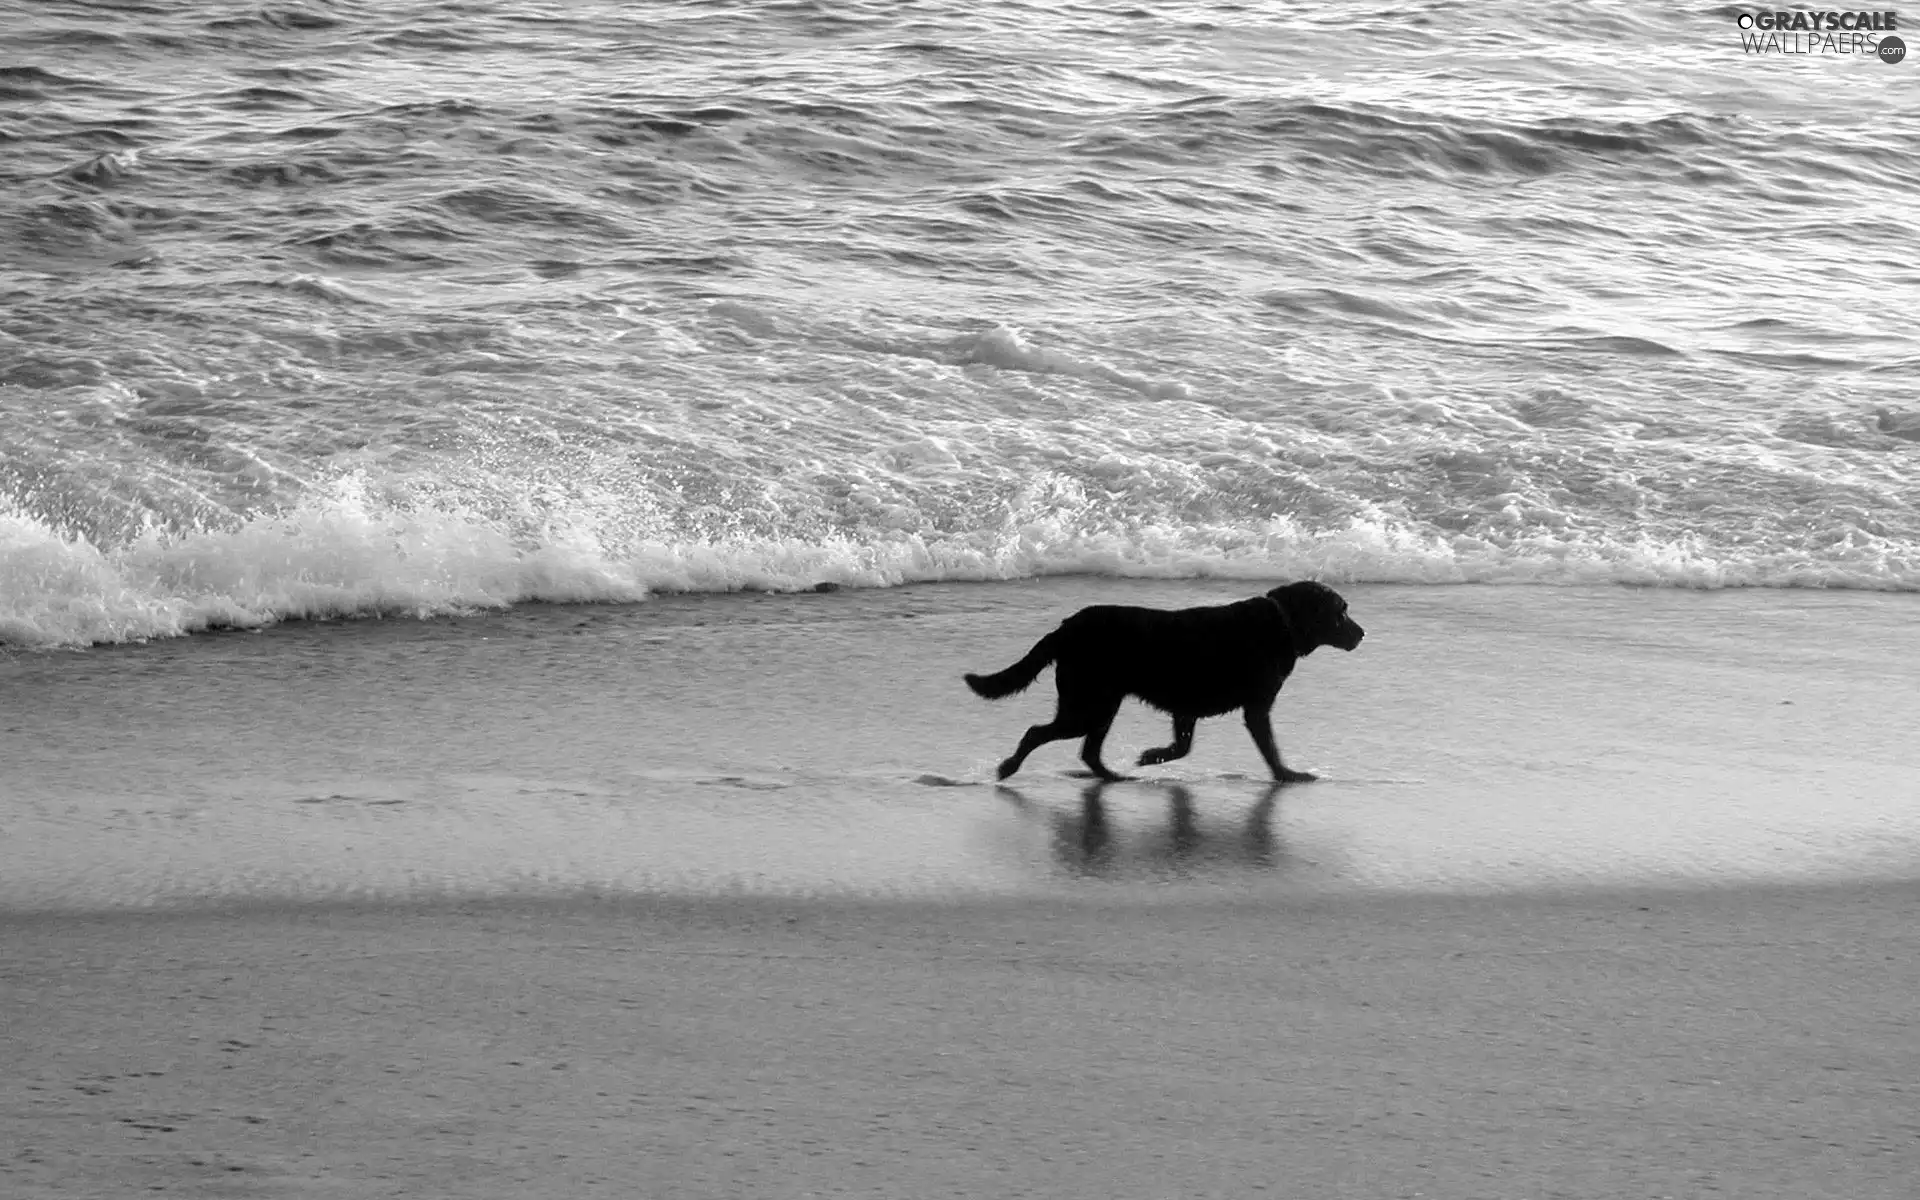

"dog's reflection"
[999, 781, 1286, 878]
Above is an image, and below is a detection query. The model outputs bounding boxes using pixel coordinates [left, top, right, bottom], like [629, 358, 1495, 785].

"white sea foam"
[0, 478, 644, 648]
[5, 471, 1913, 649]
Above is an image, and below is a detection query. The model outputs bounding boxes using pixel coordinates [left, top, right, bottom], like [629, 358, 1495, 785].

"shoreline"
[7, 579, 1920, 912]
[5, 864, 1919, 919]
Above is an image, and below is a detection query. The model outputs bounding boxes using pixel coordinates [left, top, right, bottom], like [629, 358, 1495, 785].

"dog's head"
[1265, 580, 1364, 655]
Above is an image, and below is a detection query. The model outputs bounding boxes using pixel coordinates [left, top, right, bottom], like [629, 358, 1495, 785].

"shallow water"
[4, 580, 1916, 910]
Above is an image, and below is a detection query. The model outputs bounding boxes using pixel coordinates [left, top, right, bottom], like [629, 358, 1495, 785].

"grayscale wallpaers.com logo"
[1735, 10, 1904, 58]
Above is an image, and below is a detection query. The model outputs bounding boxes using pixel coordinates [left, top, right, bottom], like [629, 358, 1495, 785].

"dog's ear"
[1264, 585, 1316, 657]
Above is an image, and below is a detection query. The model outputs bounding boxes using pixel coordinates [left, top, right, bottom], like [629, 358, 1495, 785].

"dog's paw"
[1274, 768, 1319, 784]
[1136, 749, 1166, 766]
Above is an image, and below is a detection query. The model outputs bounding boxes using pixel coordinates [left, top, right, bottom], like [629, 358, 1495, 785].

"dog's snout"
[1340, 619, 1365, 650]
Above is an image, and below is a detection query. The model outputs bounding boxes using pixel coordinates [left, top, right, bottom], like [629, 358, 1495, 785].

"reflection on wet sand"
[999, 781, 1289, 879]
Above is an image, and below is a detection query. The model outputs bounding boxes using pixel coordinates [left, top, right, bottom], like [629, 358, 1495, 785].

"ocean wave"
[955, 326, 1192, 400]
[830, 322, 1192, 400]
[1112, 99, 1732, 184]
[4, 476, 1915, 650]
[2, 0, 1915, 656]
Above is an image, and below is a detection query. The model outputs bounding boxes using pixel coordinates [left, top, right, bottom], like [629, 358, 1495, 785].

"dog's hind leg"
[1244, 702, 1316, 783]
[1137, 716, 1196, 767]
[996, 720, 1081, 780]
[1076, 697, 1127, 782]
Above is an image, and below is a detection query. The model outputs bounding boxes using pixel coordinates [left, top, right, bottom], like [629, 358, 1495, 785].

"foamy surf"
[4, 471, 1915, 648]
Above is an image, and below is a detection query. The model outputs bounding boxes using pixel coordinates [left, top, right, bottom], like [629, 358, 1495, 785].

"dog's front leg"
[1243, 703, 1316, 783]
[1077, 701, 1128, 781]
[1137, 716, 1196, 767]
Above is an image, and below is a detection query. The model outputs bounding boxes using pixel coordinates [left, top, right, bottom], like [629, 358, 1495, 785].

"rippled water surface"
[3, 1, 1918, 646]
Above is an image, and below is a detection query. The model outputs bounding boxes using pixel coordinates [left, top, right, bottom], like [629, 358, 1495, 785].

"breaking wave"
[5, 470, 1913, 649]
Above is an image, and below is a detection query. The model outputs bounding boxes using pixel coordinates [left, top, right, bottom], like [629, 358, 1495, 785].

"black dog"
[964, 581, 1364, 783]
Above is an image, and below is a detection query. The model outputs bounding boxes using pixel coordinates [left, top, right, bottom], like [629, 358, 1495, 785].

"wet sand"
[6, 582, 1919, 909]
[7, 882, 1918, 1199]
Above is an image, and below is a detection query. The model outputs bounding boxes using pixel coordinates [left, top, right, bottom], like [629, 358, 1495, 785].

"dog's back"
[1050, 597, 1292, 718]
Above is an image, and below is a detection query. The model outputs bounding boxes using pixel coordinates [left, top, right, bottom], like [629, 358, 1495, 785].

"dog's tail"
[964, 629, 1062, 700]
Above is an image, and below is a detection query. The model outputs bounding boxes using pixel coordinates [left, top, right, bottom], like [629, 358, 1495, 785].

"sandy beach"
[7, 882, 1917, 1199]
[6, 583, 1918, 1195]
[6, 2, 1917, 1196]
